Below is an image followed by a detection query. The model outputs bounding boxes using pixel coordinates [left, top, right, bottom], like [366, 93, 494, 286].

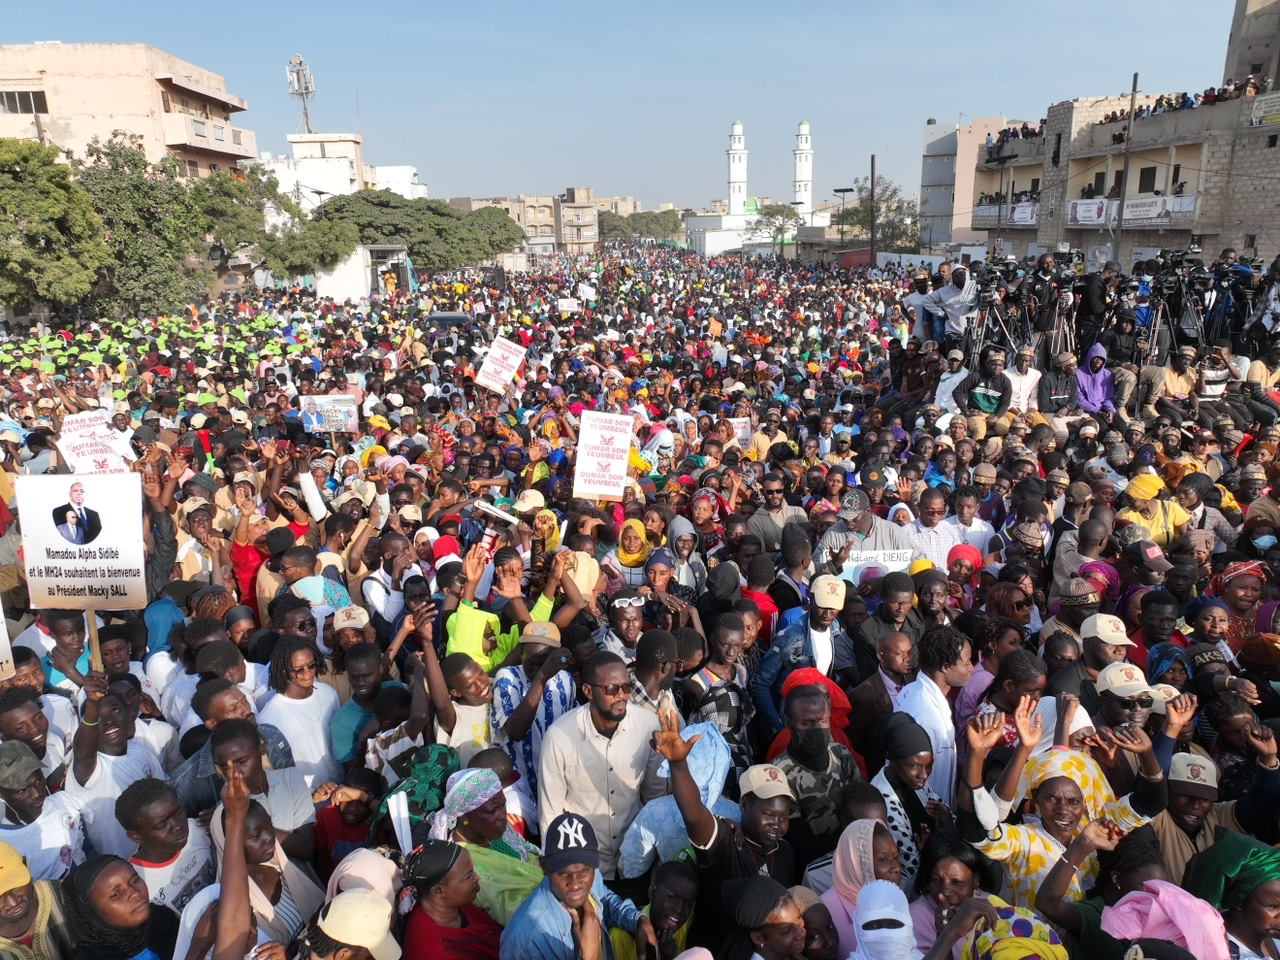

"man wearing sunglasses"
[539, 650, 665, 885]
[1047, 613, 1135, 719]
[747, 474, 806, 554]
[595, 590, 646, 664]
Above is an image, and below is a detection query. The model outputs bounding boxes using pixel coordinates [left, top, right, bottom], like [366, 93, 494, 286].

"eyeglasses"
[290, 661, 320, 676]
[589, 683, 629, 697]
[1013, 599, 1032, 611]
[611, 596, 644, 609]
[1109, 695, 1154, 710]
[764, 487, 785, 496]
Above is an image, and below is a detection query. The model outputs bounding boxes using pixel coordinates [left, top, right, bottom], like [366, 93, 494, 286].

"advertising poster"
[17, 473, 147, 610]
[475, 337, 527, 393]
[301, 396, 359, 433]
[56, 410, 132, 474]
[572, 412, 635, 500]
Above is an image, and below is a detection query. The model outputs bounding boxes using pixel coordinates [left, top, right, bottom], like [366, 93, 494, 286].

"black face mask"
[788, 726, 832, 770]
[952, 269, 968, 287]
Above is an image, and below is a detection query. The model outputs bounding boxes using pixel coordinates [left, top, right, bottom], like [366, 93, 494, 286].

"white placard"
[837, 548, 914, 586]
[730, 417, 753, 445]
[55, 410, 130, 474]
[572, 412, 635, 501]
[301, 395, 359, 433]
[557, 298, 581, 314]
[578, 282, 596, 301]
[0, 617, 13, 682]
[17, 473, 147, 610]
[475, 337, 527, 394]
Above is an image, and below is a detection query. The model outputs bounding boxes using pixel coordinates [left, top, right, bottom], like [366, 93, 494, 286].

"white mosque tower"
[727, 120, 747, 216]
[793, 121, 813, 214]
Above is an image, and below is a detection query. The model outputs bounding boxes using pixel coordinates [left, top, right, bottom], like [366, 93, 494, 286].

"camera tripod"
[964, 300, 1032, 367]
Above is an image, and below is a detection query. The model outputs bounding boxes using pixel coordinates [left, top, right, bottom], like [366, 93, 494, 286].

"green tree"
[0, 138, 113, 308]
[832, 175, 923, 252]
[745, 203, 803, 257]
[627, 209, 682, 240]
[73, 133, 209, 315]
[318, 191, 526, 271]
[598, 210, 632, 240]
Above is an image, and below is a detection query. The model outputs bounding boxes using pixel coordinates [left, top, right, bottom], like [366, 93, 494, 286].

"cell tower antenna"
[286, 54, 315, 134]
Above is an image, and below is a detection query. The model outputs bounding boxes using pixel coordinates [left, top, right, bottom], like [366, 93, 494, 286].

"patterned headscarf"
[427, 769, 503, 840]
[1025, 748, 1117, 823]
[376, 744, 460, 827]
[961, 896, 1066, 960]
[1079, 561, 1121, 604]
[1208, 559, 1269, 598]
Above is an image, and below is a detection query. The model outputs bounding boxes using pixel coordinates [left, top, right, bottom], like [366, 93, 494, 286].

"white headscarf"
[848, 880, 922, 960]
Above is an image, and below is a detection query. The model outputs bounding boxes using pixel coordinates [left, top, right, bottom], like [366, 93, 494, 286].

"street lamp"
[834, 188, 854, 245]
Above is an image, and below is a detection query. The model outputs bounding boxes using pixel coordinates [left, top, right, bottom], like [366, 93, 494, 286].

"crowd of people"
[1098, 76, 1271, 128]
[0, 242, 1279, 960]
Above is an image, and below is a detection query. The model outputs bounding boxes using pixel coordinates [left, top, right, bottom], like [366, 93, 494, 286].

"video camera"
[972, 264, 1004, 305]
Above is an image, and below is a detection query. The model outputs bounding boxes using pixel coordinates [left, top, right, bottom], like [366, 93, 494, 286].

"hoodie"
[666, 515, 708, 595]
[1076, 342, 1116, 414]
[616, 722, 740, 878]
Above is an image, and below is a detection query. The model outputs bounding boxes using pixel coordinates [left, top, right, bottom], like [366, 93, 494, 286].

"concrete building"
[446, 193, 593, 255]
[376, 165, 429, 200]
[259, 134, 428, 215]
[0, 42, 256, 177]
[555, 187, 599, 255]
[1225, 0, 1280, 86]
[919, 116, 1007, 246]
[593, 196, 642, 216]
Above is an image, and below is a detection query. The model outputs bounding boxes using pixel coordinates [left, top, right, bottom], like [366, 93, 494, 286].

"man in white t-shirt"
[119, 778, 214, 914]
[0, 740, 88, 879]
[209, 718, 316, 861]
[0, 687, 70, 792]
[66, 677, 167, 859]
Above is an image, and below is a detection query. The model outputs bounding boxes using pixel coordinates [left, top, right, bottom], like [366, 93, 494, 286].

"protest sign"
[573, 411, 635, 501]
[301, 396, 359, 433]
[837, 548, 914, 587]
[708, 318, 723, 337]
[578, 282, 596, 301]
[476, 337, 527, 393]
[730, 417, 753, 445]
[557, 298, 581, 314]
[55, 410, 131, 474]
[17, 473, 147, 612]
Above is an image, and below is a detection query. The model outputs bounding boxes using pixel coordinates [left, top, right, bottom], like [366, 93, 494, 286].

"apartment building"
[0, 42, 256, 177]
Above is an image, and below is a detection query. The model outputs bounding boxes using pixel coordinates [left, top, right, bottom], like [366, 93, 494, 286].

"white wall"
[376, 165, 428, 200]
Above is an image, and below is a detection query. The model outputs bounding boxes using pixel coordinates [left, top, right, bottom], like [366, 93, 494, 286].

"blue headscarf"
[1146, 641, 1192, 686]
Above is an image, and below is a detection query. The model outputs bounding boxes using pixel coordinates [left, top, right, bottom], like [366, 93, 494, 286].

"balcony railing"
[162, 113, 256, 159]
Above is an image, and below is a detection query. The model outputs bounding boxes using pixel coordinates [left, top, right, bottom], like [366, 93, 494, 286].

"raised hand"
[462, 544, 487, 584]
[1163, 694, 1198, 733]
[1106, 724, 1153, 755]
[222, 764, 252, 820]
[1013, 695, 1044, 751]
[966, 711, 1003, 754]
[1079, 817, 1123, 852]
[653, 708, 700, 763]
[1245, 722, 1279, 766]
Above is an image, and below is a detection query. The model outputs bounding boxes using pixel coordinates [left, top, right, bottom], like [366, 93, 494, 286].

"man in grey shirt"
[747, 472, 807, 552]
[814, 483, 920, 589]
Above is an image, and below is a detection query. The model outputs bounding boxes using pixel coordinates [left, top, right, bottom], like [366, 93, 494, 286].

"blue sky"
[12, 0, 1232, 210]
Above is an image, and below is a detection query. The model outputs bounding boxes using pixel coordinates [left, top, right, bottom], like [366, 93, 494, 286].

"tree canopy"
[317, 191, 527, 271]
[745, 203, 804, 256]
[0, 139, 113, 309]
[832, 175, 923, 253]
[596, 209, 683, 241]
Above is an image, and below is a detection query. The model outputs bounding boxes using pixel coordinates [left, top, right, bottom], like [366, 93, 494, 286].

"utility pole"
[869, 154, 877, 268]
[1112, 72, 1139, 259]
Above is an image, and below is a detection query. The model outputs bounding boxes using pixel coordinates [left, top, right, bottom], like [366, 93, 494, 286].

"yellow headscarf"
[1125, 473, 1164, 502]
[533, 510, 561, 552]
[1024, 748, 1117, 823]
[616, 518, 651, 568]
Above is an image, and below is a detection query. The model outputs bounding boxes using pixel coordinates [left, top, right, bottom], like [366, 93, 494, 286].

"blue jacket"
[749, 615, 855, 738]
[499, 871, 642, 960]
[172, 722, 295, 816]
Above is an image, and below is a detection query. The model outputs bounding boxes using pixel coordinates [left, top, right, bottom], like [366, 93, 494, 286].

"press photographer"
[1076, 260, 1123, 355]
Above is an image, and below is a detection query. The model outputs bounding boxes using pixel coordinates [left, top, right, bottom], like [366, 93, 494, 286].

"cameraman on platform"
[1076, 260, 1122, 355]
[1027, 253, 1074, 366]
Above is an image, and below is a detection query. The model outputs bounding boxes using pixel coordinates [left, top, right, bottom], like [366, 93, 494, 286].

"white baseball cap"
[1096, 662, 1166, 701]
[1081, 613, 1134, 647]
[316, 889, 400, 960]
